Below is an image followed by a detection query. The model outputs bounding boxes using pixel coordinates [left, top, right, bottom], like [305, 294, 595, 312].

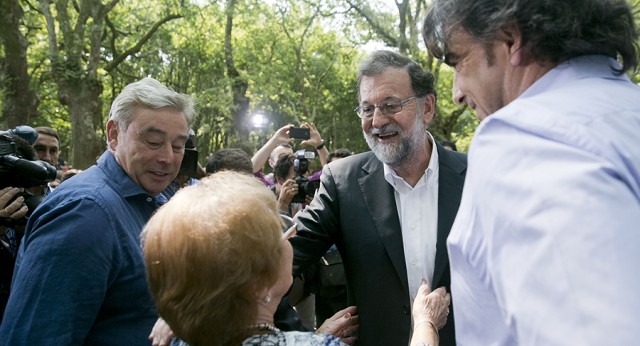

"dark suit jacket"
[291, 143, 466, 346]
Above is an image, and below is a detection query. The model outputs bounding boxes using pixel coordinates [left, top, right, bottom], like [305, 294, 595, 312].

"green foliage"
[5, 0, 640, 163]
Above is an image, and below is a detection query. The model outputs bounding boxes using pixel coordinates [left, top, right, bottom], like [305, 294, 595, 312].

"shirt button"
[146, 197, 153, 202]
[403, 305, 410, 315]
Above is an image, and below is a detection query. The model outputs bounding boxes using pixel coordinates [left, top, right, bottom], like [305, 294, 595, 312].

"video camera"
[1, 126, 58, 189]
[1, 126, 58, 222]
[291, 149, 320, 204]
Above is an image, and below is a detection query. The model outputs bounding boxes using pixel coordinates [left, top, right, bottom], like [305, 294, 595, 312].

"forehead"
[359, 67, 412, 102]
[129, 107, 189, 135]
[444, 27, 477, 62]
[272, 146, 293, 160]
[34, 134, 60, 148]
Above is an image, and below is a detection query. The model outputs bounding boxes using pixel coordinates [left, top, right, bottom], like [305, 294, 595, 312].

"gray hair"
[356, 50, 436, 102]
[423, 0, 639, 74]
[108, 77, 196, 129]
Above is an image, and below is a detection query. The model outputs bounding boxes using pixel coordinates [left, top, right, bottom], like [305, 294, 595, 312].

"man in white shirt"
[423, 0, 640, 344]
[290, 50, 467, 346]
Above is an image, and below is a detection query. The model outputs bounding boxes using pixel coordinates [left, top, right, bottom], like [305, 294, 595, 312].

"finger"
[0, 187, 19, 205]
[0, 187, 11, 201]
[433, 286, 447, 296]
[11, 205, 28, 219]
[350, 320, 360, 331]
[341, 336, 357, 345]
[420, 278, 431, 293]
[8, 195, 25, 209]
[335, 305, 358, 317]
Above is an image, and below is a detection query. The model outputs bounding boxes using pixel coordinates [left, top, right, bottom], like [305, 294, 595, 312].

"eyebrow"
[140, 127, 188, 142]
[361, 96, 403, 104]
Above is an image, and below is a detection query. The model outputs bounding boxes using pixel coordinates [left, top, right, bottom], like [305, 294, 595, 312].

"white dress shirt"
[448, 56, 640, 345]
[384, 132, 439, 303]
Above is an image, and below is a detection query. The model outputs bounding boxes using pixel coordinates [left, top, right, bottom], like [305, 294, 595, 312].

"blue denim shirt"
[0, 151, 159, 345]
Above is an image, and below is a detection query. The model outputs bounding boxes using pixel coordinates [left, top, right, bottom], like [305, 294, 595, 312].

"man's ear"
[106, 120, 119, 152]
[421, 94, 437, 126]
[497, 23, 528, 66]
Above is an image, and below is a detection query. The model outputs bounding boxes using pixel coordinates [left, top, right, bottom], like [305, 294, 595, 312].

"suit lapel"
[358, 156, 409, 291]
[433, 143, 466, 286]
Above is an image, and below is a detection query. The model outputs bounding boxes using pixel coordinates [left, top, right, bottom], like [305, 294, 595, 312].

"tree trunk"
[0, 0, 39, 129]
[38, 0, 180, 168]
[65, 77, 104, 169]
[224, 0, 250, 141]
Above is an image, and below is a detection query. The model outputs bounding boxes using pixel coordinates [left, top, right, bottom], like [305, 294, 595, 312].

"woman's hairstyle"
[142, 171, 284, 345]
[108, 77, 196, 130]
[356, 50, 437, 101]
[423, 0, 639, 74]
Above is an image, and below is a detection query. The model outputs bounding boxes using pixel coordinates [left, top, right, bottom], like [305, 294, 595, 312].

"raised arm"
[251, 124, 294, 173]
[301, 123, 329, 167]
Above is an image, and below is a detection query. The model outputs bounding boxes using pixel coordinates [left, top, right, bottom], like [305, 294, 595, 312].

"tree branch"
[104, 14, 182, 72]
[345, 0, 397, 47]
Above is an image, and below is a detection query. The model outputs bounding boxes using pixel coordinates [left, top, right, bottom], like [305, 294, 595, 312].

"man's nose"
[157, 144, 175, 163]
[452, 75, 465, 105]
[370, 106, 389, 128]
[41, 152, 53, 165]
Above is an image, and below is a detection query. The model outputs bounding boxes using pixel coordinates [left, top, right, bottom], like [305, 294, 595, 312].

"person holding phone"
[251, 123, 329, 187]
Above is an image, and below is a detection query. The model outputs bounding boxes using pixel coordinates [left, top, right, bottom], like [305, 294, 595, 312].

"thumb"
[422, 278, 431, 292]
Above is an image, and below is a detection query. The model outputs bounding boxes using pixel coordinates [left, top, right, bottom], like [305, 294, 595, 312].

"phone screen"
[288, 127, 310, 140]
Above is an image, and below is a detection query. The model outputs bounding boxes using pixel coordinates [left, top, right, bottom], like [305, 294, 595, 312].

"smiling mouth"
[150, 171, 170, 177]
[375, 131, 398, 140]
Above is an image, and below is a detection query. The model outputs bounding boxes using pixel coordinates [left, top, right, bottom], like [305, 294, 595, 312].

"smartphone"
[288, 127, 310, 140]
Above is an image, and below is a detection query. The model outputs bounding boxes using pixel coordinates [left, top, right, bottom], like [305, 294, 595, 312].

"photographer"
[272, 154, 301, 216]
[252, 122, 328, 186]
[1, 187, 28, 321]
[272, 150, 320, 217]
[0, 127, 57, 322]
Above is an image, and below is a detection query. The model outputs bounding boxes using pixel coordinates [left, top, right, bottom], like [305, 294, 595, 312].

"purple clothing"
[254, 170, 275, 186]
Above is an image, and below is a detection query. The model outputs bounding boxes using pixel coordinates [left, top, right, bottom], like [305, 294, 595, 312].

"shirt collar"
[520, 55, 627, 101]
[97, 151, 155, 198]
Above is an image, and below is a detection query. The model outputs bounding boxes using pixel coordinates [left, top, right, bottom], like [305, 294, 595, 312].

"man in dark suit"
[290, 50, 466, 345]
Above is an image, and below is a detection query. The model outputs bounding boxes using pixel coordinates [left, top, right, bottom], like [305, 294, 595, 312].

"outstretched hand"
[148, 317, 174, 346]
[273, 124, 295, 146]
[412, 279, 450, 330]
[316, 305, 359, 345]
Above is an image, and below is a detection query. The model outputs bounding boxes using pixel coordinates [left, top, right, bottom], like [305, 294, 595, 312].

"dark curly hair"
[423, 0, 639, 75]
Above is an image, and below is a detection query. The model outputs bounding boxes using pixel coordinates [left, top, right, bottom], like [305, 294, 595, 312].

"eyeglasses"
[280, 214, 297, 240]
[354, 96, 418, 119]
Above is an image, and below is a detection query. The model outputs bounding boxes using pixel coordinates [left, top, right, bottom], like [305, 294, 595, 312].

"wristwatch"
[316, 140, 325, 150]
